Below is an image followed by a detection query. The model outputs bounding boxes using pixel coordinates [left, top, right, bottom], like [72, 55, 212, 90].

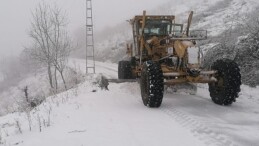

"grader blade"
[108, 79, 138, 83]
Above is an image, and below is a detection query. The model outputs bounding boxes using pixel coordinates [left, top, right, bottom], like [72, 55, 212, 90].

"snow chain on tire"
[140, 61, 164, 108]
[209, 59, 241, 105]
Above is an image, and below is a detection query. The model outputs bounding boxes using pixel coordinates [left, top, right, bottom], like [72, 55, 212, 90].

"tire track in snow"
[128, 86, 238, 146]
[134, 99, 236, 146]
[92, 61, 239, 146]
[160, 106, 238, 146]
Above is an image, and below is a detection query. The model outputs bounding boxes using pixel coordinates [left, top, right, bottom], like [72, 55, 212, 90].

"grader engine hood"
[174, 40, 188, 58]
[173, 40, 200, 69]
[173, 40, 195, 58]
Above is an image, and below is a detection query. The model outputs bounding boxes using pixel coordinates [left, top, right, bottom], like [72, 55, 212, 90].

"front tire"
[140, 61, 164, 108]
[209, 59, 241, 105]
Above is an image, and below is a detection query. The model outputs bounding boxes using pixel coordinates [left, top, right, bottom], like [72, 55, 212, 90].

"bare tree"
[47, 6, 71, 90]
[28, 2, 54, 88]
[27, 2, 72, 90]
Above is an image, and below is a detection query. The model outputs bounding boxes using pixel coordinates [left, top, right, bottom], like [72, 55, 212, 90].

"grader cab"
[118, 11, 241, 108]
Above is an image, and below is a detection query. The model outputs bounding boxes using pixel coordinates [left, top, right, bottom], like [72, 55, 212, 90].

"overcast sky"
[0, 0, 170, 58]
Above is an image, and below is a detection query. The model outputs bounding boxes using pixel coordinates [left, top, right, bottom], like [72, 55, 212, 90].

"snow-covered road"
[2, 59, 259, 146]
[70, 59, 259, 146]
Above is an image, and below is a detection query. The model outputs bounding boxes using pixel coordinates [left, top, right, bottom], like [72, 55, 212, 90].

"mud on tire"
[118, 61, 134, 79]
[140, 61, 164, 107]
[209, 59, 241, 105]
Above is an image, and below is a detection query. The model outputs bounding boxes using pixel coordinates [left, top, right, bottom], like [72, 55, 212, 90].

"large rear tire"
[209, 59, 241, 105]
[118, 61, 133, 79]
[140, 61, 164, 108]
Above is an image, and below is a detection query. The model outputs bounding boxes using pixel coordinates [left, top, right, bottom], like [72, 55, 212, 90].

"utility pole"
[86, 0, 95, 74]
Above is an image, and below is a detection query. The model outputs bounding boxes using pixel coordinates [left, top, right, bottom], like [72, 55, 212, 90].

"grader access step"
[108, 79, 138, 83]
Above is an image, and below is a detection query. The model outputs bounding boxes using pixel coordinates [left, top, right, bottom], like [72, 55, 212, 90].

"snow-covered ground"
[0, 59, 258, 146]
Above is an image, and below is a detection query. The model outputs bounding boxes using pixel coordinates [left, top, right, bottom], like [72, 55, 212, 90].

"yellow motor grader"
[118, 11, 241, 108]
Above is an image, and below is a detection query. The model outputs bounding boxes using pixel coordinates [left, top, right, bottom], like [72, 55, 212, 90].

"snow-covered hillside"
[89, 0, 259, 63]
[0, 59, 258, 146]
[0, 66, 84, 116]
[190, 0, 258, 36]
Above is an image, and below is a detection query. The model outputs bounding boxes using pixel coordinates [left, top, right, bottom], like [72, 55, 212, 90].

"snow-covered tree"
[26, 2, 72, 90]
